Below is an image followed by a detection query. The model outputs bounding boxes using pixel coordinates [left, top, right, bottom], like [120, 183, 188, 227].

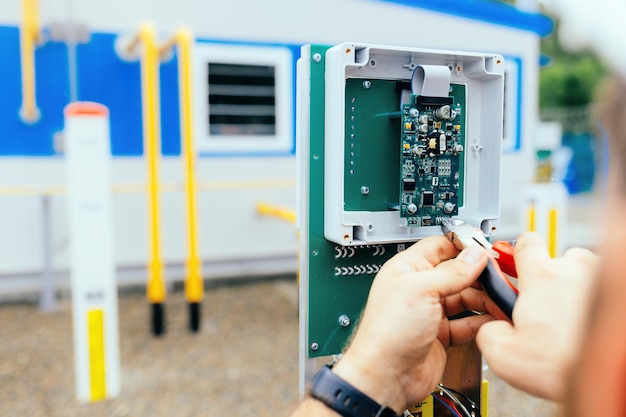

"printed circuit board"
[400, 88, 466, 226]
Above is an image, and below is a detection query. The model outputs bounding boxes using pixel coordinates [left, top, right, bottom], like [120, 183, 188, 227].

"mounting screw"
[312, 53, 321, 63]
[310, 342, 319, 351]
[360, 186, 370, 195]
[338, 315, 351, 327]
[363, 80, 372, 89]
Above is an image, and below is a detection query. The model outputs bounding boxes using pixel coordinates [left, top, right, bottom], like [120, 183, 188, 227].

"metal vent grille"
[207, 63, 276, 136]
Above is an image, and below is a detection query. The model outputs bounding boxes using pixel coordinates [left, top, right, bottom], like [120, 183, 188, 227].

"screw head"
[310, 342, 319, 351]
[312, 53, 321, 63]
[363, 80, 372, 89]
[338, 315, 351, 327]
[360, 186, 370, 195]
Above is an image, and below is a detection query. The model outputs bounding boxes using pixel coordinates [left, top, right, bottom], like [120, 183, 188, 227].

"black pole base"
[189, 302, 201, 333]
[151, 302, 165, 336]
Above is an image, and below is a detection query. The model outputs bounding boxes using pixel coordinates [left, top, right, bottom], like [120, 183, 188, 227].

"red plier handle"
[492, 240, 517, 278]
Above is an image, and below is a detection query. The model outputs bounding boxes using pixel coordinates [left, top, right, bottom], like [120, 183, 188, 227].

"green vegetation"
[489, 1, 606, 108]
[539, 22, 606, 109]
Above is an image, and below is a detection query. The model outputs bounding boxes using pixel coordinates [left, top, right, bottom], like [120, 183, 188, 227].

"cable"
[407, 384, 480, 417]
[432, 392, 463, 417]
[436, 385, 476, 417]
[443, 386, 481, 417]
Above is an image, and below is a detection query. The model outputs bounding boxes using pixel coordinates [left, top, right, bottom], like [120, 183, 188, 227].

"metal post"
[39, 194, 56, 311]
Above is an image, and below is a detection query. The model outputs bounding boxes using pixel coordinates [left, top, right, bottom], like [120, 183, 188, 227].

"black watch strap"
[310, 365, 401, 417]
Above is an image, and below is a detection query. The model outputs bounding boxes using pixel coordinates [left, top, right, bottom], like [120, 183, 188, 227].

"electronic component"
[400, 93, 464, 227]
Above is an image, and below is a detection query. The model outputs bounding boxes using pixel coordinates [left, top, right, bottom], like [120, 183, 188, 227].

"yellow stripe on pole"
[548, 208, 558, 258]
[87, 309, 106, 401]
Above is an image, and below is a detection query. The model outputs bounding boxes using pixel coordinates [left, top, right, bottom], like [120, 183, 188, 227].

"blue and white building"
[0, 0, 552, 295]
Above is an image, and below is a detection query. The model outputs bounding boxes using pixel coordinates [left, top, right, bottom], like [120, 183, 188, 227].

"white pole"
[65, 102, 120, 402]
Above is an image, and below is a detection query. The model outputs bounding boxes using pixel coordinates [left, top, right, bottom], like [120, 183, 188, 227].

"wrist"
[310, 364, 403, 417]
[332, 353, 407, 414]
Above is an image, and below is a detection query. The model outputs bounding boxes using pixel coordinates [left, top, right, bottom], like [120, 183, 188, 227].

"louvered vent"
[207, 63, 276, 136]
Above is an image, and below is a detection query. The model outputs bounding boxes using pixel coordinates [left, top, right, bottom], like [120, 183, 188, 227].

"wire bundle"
[433, 385, 480, 417]
[406, 384, 480, 417]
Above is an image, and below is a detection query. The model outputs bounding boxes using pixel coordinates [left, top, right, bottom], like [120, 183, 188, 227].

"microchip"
[421, 192, 434, 206]
[403, 179, 416, 192]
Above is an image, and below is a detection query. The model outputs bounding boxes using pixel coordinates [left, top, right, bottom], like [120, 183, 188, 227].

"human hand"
[476, 232, 598, 402]
[332, 236, 504, 413]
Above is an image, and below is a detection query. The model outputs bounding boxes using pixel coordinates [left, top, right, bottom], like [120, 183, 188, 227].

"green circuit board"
[305, 54, 469, 357]
[400, 90, 466, 226]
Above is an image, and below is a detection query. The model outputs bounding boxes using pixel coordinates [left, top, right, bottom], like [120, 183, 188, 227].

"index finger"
[390, 235, 460, 272]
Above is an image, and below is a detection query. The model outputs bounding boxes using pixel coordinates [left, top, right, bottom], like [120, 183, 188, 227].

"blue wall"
[0, 26, 300, 157]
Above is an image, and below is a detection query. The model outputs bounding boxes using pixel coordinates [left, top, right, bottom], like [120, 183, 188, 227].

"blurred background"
[0, 0, 606, 415]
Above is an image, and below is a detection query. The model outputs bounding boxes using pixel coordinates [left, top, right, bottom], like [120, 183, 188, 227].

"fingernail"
[458, 246, 486, 264]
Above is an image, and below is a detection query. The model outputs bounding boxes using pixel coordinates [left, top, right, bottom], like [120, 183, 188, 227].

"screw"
[310, 342, 319, 351]
[338, 315, 351, 327]
[363, 80, 371, 89]
[312, 53, 321, 63]
[360, 186, 370, 195]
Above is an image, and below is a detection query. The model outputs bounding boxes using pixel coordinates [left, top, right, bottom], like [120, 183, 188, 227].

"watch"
[310, 365, 401, 417]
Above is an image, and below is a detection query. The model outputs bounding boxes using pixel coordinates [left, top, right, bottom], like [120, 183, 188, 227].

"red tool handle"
[493, 241, 517, 277]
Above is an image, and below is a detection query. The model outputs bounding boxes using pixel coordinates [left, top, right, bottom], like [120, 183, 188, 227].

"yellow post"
[19, 0, 41, 122]
[527, 202, 536, 232]
[128, 24, 166, 335]
[161, 28, 204, 332]
[548, 207, 558, 258]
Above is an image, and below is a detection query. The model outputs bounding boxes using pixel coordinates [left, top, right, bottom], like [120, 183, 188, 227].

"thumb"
[427, 246, 488, 297]
[476, 320, 520, 380]
[477, 320, 565, 401]
[476, 320, 516, 357]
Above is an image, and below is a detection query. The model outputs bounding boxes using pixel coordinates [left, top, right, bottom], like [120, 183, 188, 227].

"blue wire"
[432, 393, 462, 417]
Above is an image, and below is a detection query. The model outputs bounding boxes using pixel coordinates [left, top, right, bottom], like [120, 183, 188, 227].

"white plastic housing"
[323, 43, 504, 246]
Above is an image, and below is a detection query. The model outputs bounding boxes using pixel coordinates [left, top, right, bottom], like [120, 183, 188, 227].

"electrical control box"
[323, 43, 504, 246]
[298, 43, 504, 358]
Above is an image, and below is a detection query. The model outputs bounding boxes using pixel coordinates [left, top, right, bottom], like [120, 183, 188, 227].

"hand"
[332, 236, 501, 413]
[476, 232, 598, 402]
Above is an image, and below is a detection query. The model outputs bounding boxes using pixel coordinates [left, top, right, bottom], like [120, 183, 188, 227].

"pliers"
[441, 219, 518, 318]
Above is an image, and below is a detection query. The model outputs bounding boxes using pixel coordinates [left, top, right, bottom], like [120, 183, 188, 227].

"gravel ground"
[0, 277, 557, 417]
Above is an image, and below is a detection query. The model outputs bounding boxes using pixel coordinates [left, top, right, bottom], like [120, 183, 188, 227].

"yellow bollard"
[160, 28, 204, 332]
[128, 24, 166, 336]
[481, 379, 489, 417]
[548, 207, 558, 258]
[524, 183, 567, 258]
[527, 202, 536, 232]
